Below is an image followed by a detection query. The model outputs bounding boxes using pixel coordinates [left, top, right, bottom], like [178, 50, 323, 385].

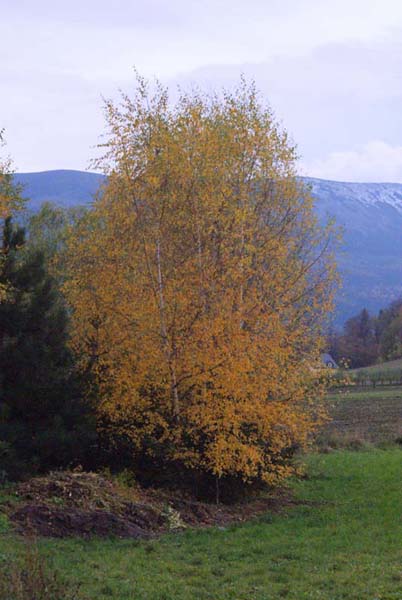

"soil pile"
[2, 470, 296, 539]
[9, 471, 163, 539]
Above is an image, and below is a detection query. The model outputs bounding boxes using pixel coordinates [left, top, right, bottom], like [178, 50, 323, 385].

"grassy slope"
[352, 358, 402, 373]
[2, 449, 402, 599]
[327, 386, 402, 402]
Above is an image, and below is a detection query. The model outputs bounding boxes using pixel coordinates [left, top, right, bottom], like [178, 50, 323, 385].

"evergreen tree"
[329, 308, 378, 368]
[0, 217, 96, 479]
[377, 300, 402, 361]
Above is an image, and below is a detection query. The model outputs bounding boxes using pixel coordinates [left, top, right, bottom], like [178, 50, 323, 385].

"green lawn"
[327, 386, 402, 402]
[1, 449, 402, 599]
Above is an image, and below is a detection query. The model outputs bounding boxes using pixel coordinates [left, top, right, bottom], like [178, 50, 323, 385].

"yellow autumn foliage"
[0, 138, 25, 301]
[63, 76, 337, 487]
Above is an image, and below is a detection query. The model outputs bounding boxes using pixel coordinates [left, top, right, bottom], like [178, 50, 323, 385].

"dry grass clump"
[15, 469, 138, 513]
[0, 538, 82, 600]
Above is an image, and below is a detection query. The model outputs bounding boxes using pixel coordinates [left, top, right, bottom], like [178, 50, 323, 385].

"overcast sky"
[2, 0, 402, 181]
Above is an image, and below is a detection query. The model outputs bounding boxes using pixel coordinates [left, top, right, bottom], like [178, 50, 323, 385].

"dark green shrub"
[0, 218, 98, 480]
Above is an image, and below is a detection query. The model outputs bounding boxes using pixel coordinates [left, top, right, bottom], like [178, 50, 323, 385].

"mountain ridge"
[14, 170, 106, 211]
[13, 169, 402, 326]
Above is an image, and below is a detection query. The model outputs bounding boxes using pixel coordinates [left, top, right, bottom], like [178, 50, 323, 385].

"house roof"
[321, 353, 339, 368]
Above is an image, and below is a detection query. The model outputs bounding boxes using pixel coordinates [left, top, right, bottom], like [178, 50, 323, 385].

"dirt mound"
[16, 471, 132, 512]
[168, 488, 296, 527]
[11, 504, 150, 539]
[3, 470, 297, 539]
[9, 471, 164, 539]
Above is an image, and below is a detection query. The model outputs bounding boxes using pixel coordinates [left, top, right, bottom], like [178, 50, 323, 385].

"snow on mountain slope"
[305, 177, 402, 213]
[306, 177, 402, 325]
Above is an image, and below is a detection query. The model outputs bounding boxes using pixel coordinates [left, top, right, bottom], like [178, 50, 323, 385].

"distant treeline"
[328, 302, 402, 369]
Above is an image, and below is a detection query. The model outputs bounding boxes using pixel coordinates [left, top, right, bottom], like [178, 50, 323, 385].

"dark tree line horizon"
[328, 301, 402, 369]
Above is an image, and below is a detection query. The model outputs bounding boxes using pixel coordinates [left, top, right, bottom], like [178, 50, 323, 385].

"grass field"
[1, 449, 402, 599]
[327, 387, 402, 402]
[353, 358, 402, 373]
[323, 386, 402, 444]
[324, 357, 402, 444]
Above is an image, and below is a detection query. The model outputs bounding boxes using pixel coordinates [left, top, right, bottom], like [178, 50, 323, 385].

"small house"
[321, 353, 339, 369]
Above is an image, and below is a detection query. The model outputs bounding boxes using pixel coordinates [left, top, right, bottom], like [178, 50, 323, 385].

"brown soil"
[11, 504, 152, 539]
[3, 470, 298, 540]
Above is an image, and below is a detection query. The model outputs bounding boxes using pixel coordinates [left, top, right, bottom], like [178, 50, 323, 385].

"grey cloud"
[4, 0, 185, 29]
[171, 40, 402, 167]
[3, 1, 402, 178]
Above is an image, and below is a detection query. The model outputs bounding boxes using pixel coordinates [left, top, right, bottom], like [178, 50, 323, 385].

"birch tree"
[63, 76, 337, 488]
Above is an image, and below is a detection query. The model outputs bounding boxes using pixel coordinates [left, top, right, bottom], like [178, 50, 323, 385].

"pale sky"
[2, 0, 402, 181]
